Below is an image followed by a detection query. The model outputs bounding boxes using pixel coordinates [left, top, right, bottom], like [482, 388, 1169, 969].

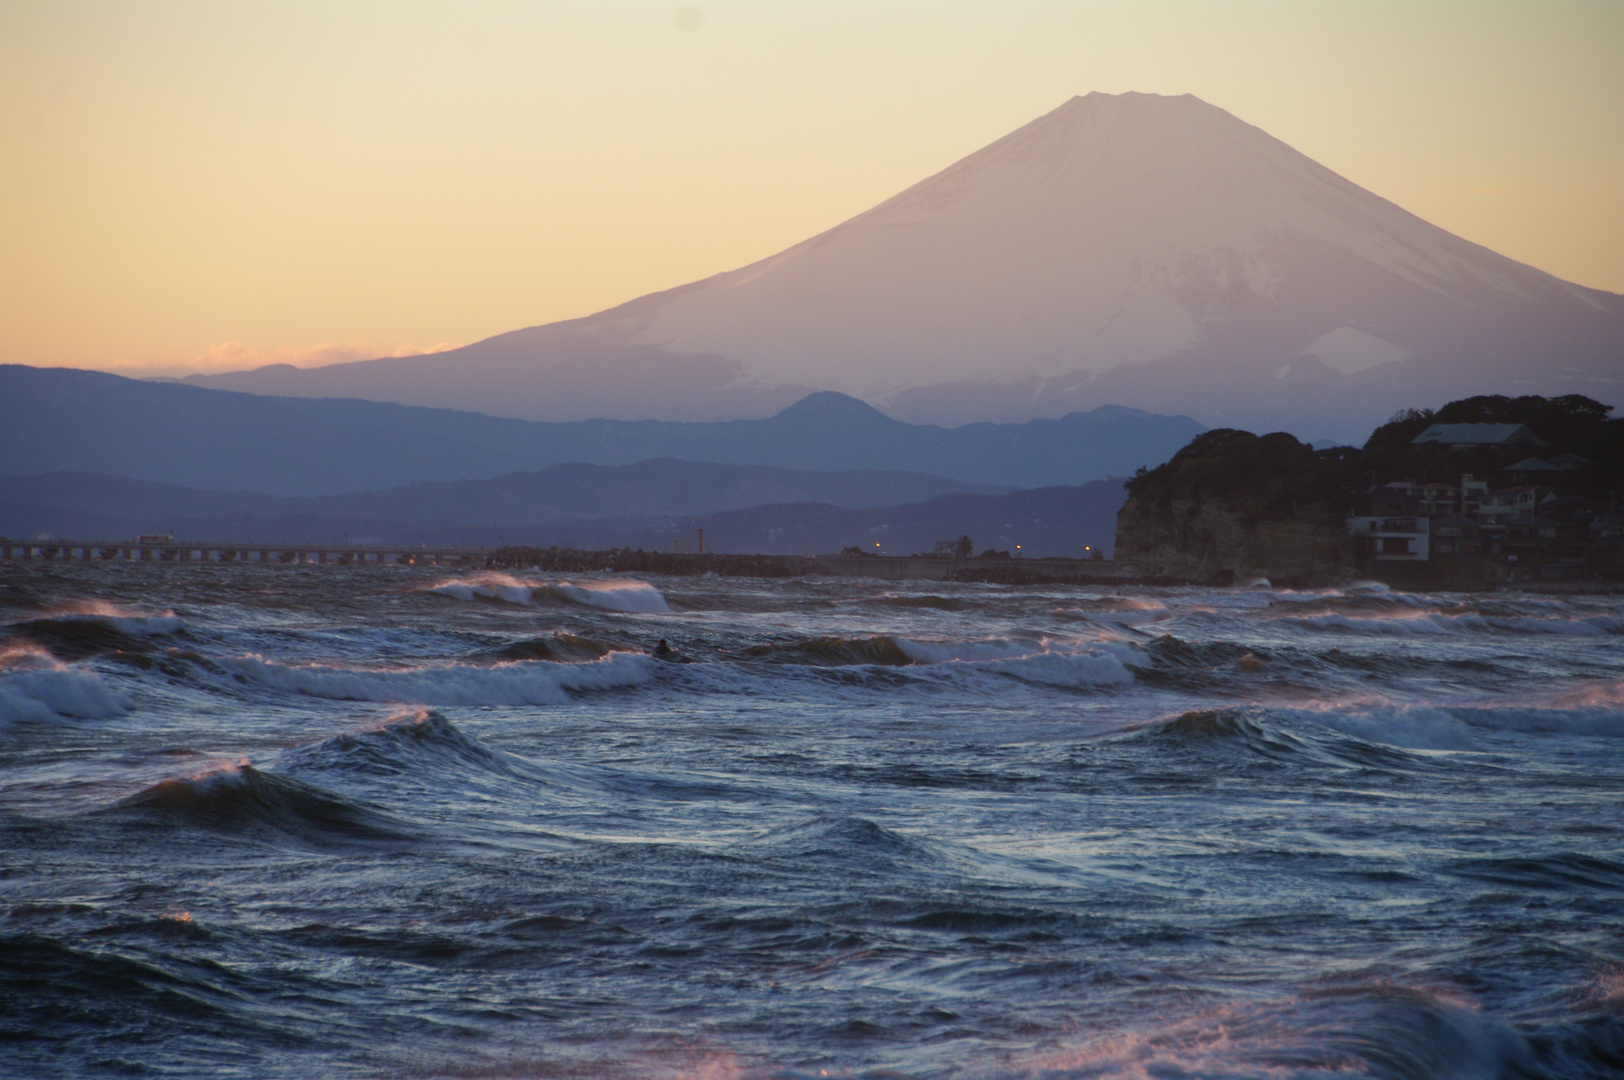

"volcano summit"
[189, 93, 1624, 439]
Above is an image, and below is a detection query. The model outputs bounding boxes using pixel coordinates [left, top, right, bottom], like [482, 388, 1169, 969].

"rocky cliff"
[1114, 430, 1355, 585]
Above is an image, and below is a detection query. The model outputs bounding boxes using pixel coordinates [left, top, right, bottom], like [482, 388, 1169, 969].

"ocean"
[2, 562, 1621, 1078]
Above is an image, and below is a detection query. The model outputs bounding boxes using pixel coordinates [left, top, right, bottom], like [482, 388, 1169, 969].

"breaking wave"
[741, 635, 915, 667]
[110, 761, 417, 846]
[217, 651, 655, 706]
[276, 709, 530, 780]
[1287, 703, 1481, 752]
[1278, 609, 1624, 637]
[1001, 984, 1620, 1079]
[491, 633, 616, 663]
[729, 633, 1143, 690]
[7, 600, 185, 660]
[14, 599, 184, 636]
[0, 642, 128, 729]
[866, 593, 966, 611]
[1132, 708, 1323, 763]
[1137, 698, 1624, 758]
[894, 635, 1143, 688]
[423, 573, 669, 613]
[1058, 595, 1172, 628]
[733, 814, 942, 873]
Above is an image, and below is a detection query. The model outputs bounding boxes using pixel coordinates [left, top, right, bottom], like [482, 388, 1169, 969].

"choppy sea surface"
[2, 563, 1622, 1079]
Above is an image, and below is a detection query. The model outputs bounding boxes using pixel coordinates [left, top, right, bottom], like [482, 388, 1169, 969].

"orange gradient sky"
[3, 0, 1622, 377]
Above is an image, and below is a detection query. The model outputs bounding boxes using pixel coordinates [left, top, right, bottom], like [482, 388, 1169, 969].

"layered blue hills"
[0, 365, 1202, 496]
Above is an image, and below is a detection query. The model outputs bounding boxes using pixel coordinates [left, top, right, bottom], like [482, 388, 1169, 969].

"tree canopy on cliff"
[1117, 394, 1623, 585]
[1358, 393, 1622, 497]
[1127, 393, 1623, 518]
[1364, 394, 1615, 453]
[1125, 429, 1355, 525]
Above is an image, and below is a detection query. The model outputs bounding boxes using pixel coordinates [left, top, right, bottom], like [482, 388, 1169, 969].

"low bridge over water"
[0, 539, 482, 566]
[2, 539, 1135, 582]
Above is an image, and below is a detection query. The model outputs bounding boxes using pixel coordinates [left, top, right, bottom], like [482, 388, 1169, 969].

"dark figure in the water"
[654, 639, 677, 660]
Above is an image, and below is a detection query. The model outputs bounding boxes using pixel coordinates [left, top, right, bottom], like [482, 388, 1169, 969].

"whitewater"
[2, 562, 1621, 1078]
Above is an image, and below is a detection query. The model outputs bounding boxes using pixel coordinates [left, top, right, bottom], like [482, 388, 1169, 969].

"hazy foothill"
[0, 366, 1180, 556]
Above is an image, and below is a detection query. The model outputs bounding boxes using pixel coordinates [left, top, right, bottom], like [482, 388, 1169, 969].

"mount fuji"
[187, 92, 1624, 440]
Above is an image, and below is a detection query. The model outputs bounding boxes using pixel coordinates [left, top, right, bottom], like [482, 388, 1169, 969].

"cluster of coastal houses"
[1348, 423, 1620, 584]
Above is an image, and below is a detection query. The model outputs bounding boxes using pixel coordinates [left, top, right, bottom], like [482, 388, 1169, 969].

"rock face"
[1114, 430, 1355, 585]
[1115, 496, 1354, 585]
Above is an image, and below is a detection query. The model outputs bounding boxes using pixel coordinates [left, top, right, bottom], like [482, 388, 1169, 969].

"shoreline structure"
[0, 538, 1130, 584]
[6, 539, 1622, 593]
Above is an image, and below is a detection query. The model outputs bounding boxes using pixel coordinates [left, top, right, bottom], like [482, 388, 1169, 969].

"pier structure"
[797, 554, 1132, 582]
[2, 539, 1135, 582]
[0, 540, 483, 566]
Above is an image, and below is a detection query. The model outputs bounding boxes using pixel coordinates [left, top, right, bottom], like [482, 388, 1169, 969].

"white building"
[1346, 515, 1430, 561]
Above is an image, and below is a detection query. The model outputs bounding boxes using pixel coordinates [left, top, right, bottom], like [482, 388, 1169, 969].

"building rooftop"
[1412, 423, 1538, 446]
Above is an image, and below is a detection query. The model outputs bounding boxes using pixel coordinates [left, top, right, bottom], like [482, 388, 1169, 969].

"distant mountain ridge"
[0, 366, 1202, 495]
[0, 460, 1010, 534]
[0, 469, 1123, 559]
[181, 92, 1624, 440]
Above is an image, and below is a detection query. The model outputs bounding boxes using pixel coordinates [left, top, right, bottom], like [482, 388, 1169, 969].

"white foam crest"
[980, 650, 1139, 689]
[1494, 614, 1622, 636]
[1447, 704, 1624, 739]
[0, 660, 129, 729]
[1548, 680, 1624, 709]
[21, 599, 184, 636]
[1282, 611, 1469, 635]
[895, 635, 1142, 688]
[424, 572, 537, 606]
[895, 636, 1052, 664]
[1097, 611, 1163, 629]
[1288, 704, 1481, 751]
[219, 652, 655, 707]
[167, 759, 254, 793]
[1002, 990, 1530, 1080]
[1288, 698, 1624, 750]
[546, 581, 670, 614]
[423, 573, 669, 613]
[0, 641, 59, 671]
[79, 613, 185, 636]
[1059, 599, 1169, 629]
[1324, 583, 1433, 607]
[1284, 610, 1620, 637]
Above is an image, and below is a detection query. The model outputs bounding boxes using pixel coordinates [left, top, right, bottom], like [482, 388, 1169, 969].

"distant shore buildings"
[1409, 423, 1541, 450]
[1348, 460, 1616, 584]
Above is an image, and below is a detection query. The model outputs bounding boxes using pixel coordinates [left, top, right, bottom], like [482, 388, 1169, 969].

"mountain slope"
[0, 366, 1201, 494]
[186, 92, 1624, 439]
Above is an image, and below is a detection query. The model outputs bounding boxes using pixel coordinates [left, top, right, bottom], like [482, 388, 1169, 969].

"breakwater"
[3, 538, 1136, 583]
[485, 546, 1136, 583]
[0, 538, 482, 566]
